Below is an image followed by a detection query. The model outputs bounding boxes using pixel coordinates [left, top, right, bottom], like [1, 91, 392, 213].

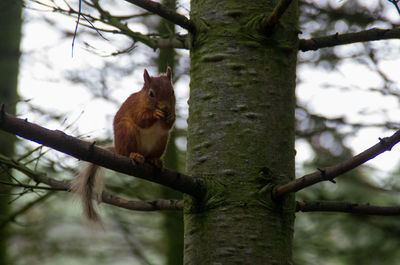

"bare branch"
[0, 153, 184, 212]
[104, 193, 183, 211]
[122, 0, 194, 32]
[91, 0, 189, 49]
[30, 0, 189, 50]
[0, 110, 205, 198]
[43, 175, 183, 211]
[388, 0, 400, 16]
[79, 21, 188, 50]
[296, 200, 400, 216]
[264, 0, 294, 34]
[299, 28, 400, 52]
[274, 130, 400, 198]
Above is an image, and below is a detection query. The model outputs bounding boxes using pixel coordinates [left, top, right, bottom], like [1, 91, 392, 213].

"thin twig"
[71, 0, 108, 56]
[274, 130, 400, 198]
[81, 14, 108, 41]
[297, 200, 400, 216]
[0, 180, 64, 191]
[32, 0, 188, 49]
[71, 0, 82, 57]
[388, 0, 400, 16]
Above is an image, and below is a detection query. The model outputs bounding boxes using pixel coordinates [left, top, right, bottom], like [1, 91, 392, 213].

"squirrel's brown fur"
[71, 68, 175, 223]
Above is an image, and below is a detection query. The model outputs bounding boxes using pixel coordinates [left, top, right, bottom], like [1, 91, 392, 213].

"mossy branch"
[299, 28, 400, 51]
[274, 130, 400, 198]
[0, 109, 205, 199]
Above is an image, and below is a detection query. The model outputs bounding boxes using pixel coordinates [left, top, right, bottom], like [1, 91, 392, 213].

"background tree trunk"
[156, 0, 184, 264]
[185, 0, 298, 263]
[0, 0, 22, 264]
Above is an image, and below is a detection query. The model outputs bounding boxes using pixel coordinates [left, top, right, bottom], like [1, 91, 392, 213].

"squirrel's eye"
[149, 90, 155, 98]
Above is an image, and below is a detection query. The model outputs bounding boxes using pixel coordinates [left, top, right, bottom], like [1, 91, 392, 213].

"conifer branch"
[299, 28, 400, 51]
[274, 130, 400, 198]
[0, 109, 205, 198]
[0, 180, 63, 191]
[0, 152, 184, 212]
[122, 0, 194, 32]
[32, 0, 189, 50]
[0, 192, 54, 229]
[296, 200, 400, 216]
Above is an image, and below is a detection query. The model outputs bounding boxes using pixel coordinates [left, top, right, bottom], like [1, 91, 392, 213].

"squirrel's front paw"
[129, 152, 145, 164]
[165, 112, 176, 124]
[147, 157, 163, 168]
[154, 109, 165, 120]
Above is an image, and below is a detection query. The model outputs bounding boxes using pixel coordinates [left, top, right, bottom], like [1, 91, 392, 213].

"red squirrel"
[72, 67, 176, 223]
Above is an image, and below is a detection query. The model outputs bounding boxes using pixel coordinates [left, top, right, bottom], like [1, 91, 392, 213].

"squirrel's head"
[142, 67, 175, 112]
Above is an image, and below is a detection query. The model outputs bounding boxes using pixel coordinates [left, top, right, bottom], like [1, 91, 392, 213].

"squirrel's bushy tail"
[71, 162, 104, 223]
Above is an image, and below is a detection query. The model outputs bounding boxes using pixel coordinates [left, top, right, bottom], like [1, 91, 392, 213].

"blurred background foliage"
[0, 0, 399, 264]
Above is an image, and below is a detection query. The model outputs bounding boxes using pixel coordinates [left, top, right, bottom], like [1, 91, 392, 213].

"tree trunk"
[185, 1, 298, 264]
[0, 0, 22, 264]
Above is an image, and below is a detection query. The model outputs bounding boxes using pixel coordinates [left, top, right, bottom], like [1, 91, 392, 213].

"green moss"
[202, 53, 228, 62]
[184, 177, 228, 214]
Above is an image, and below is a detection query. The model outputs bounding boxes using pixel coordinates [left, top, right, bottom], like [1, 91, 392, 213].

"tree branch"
[299, 28, 400, 52]
[41, 175, 184, 211]
[122, 0, 194, 32]
[296, 200, 400, 216]
[274, 130, 400, 198]
[388, 0, 400, 16]
[32, 0, 189, 50]
[264, 0, 294, 34]
[0, 109, 205, 198]
[0, 152, 184, 212]
[91, 0, 189, 49]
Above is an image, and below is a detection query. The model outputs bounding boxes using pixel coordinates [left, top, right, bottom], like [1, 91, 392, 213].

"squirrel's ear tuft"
[166, 67, 172, 81]
[144, 69, 151, 84]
